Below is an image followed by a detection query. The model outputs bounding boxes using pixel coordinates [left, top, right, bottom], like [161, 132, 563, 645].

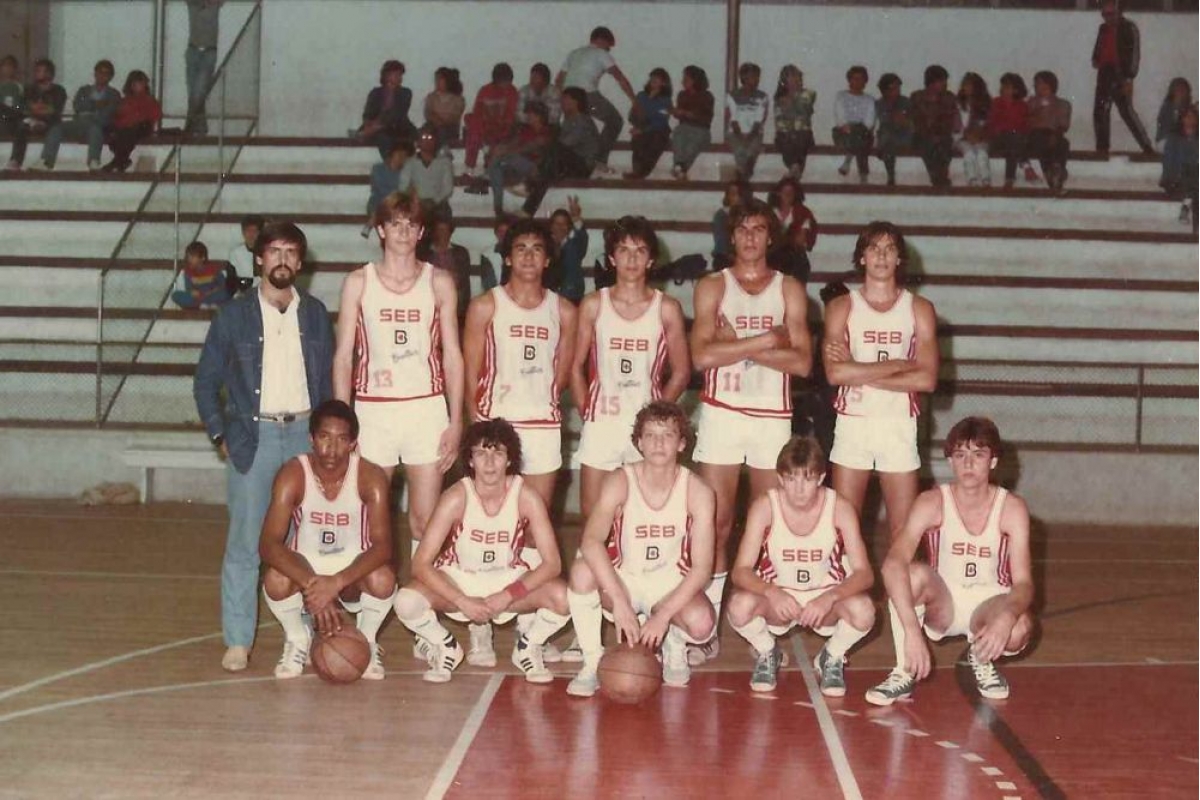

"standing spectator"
[409, 128, 454, 217]
[556, 26, 637, 175]
[173, 241, 231, 309]
[228, 214, 264, 285]
[954, 72, 992, 187]
[768, 177, 818, 252]
[194, 221, 334, 672]
[548, 197, 588, 304]
[520, 63, 562, 127]
[423, 67, 465, 151]
[356, 60, 416, 159]
[521, 88, 599, 217]
[480, 215, 516, 290]
[463, 63, 520, 178]
[833, 66, 876, 184]
[712, 180, 746, 271]
[1091, 0, 1155, 155]
[910, 64, 959, 187]
[625, 67, 673, 179]
[726, 62, 769, 181]
[19, 59, 67, 158]
[1157, 78, 1193, 194]
[363, 140, 415, 237]
[986, 73, 1030, 190]
[670, 65, 714, 181]
[36, 59, 119, 171]
[421, 213, 473, 325]
[102, 70, 161, 173]
[875, 73, 913, 187]
[1, 55, 27, 171]
[487, 101, 553, 217]
[773, 64, 817, 180]
[1176, 105, 1198, 228]
[185, 0, 221, 136]
[1027, 70, 1073, 195]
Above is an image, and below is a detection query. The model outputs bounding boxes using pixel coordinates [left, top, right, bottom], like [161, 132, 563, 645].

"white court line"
[425, 674, 504, 800]
[0, 511, 223, 524]
[841, 658, 1198, 672]
[0, 569, 216, 581]
[792, 638, 863, 800]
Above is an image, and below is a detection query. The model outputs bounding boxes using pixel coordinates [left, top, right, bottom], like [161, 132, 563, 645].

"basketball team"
[197, 190, 1036, 707]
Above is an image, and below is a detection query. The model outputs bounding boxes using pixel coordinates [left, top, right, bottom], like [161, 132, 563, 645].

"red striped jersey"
[435, 476, 529, 574]
[476, 287, 562, 427]
[289, 454, 368, 562]
[755, 488, 846, 591]
[353, 262, 444, 401]
[700, 269, 791, 418]
[583, 288, 668, 423]
[833, 289, 919, 418]
[923, 485, 1012, 590]
[606, 465, 693, 577]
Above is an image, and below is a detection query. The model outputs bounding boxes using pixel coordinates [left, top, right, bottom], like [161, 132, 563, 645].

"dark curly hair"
[631, 400, 693, 454]
[461, 419, 523, 477]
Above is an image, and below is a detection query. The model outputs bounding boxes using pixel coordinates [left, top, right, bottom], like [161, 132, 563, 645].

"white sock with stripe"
[522, 608, 571, 645]
[393, 587, 450, 645]
[264, 590, 308, 644]
[356, 589, 395, 644]
[568, 589, 604, 666]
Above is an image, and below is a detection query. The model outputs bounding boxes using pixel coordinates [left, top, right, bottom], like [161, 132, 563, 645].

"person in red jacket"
[463, 63, 520, 178]
[985, 73, 1030, 189]
[104, 70, 161, 173]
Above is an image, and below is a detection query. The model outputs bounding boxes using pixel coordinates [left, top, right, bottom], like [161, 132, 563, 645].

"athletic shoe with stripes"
[686, 637, 720, 666]
[274, 636, 310, 680]
[749, 646, 782, 692]
[362, 643, 385, 681]
[968, 651, 1010, 700]
[511, 635, 553, 683]
[813, 646, 847, 697]
[422, 634, 464, 684]
[864, 668, 915, 706]
[467, 623, 497, 667]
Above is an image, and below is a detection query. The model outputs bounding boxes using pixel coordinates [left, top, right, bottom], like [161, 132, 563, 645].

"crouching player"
[728, 435, 875, 695]
[566, 400, 717, 697]
[393, 419, 571, 684]
[258, 400, 397, 680]
[866, 416, 1034, 706]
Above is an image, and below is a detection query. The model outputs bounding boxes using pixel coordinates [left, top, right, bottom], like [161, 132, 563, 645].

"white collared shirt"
[258, 287, 310, 415]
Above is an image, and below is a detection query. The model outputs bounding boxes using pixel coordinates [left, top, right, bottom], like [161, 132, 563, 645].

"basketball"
[311, 627, 371, 684]
[598, 643, 662, 704]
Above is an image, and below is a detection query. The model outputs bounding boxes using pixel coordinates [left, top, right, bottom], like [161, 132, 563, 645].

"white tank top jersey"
[833, 289, 919, 418]
[583, 288, 669, 423]
[607, 465, 693, 578]
[924, 485, 1012, 590]
[476, 287, 563, 427]
[435, 476, 530, 574]
[353, 262, 444, 402]
[290, 454, 368, 561]
[755, 488, 846, 592]
[700, 269, 792, 418]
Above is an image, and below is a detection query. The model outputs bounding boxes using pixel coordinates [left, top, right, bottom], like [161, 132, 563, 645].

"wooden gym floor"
[0, 500, 1194, 799]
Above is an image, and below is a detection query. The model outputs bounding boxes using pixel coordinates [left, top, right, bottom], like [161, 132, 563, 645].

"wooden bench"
[122, 445, 223, 502]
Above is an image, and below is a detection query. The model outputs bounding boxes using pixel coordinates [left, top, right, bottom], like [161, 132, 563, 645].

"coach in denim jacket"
[194, 221, 334, 672]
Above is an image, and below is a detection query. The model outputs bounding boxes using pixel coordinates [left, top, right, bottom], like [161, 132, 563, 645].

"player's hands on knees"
[903, 634, 932, 680]
[797, 592, 834, 629]
[311, 604, 343, 636]
[303, 574, 344, 616]
[456, 594, 493, 624]
[765, 586, 802, 623]
[483, 590, 512, 618]
[637, 613, 670, 650]
[437, 422, 463, 474]
[971, 611, 1015, 664]
[612, 602, 641, 646]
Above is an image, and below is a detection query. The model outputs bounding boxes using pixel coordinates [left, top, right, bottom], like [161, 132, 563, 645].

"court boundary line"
[791, 637, 864, 800]
[0, 569, 217, 581]
[424, 673, 505, 800]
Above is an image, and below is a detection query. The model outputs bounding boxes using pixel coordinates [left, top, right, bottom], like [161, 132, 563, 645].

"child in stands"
[173, 241, 230, 309]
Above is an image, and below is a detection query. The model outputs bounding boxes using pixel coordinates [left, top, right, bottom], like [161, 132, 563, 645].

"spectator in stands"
[521, 88, 599, 217]
[423, 67, 465, 151]
[363, 140, 415, 237]
[421, 212, 472, 324]
[833, 66, 876, 183]
[1027, 70, 1073, 196]
[102, 70, 161, 173]
[954, 72, 992, 187]
[480, 215, 516, 290]
[773, 64, 817, 180]
[670, 65, 714, 181]
[409, 128, 454, 217]
[228, 214, 264, 286]
[20, 59, 66, 149]
[520, 63, 562, 127]
[1178, 105, 1198, 229]
[712, 180, 746, 271]
[185, 0, 221, 136]
[463, 62, 520, 178]
[726, 62, 769, 181]
[767, 217, 812, 284]
[34, 59, 120, 171]
[1, 55, 26, 171]
[1091, 0, 1155, 155]
[625, 67, 673, 179]
[910, 64, 958, 187]
[1157, 77, 1193, 194]
[985, 73, 1029, 190]
[875, 73, 912, 187]
[547, 197, 588, 303]
[556, 25, 637, 175]
[487, 101, 553, 217]
[173, 241, 231, 309]
[355, 60, 416, 159]
[768, 176, 818, 252]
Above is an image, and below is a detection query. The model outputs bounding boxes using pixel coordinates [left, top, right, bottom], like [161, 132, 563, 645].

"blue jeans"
[186, 45, 218, 134]
[222, 418, 310, 648]
[41, 118, 106, 166]
[586, 91, 622, 165]
[489, 153, 537, 216]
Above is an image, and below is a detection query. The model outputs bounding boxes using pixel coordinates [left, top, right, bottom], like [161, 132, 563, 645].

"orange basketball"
[311, 627, 371, 684]
[598, 643, 661, 704]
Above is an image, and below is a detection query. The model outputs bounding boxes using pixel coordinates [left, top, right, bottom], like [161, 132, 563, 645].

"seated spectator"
[423, 67, 465, 150]
[1, 55, 26, 171]
[768, 177, 818, 252]
[767, 219, 812, 283]
[1157, 77, 1193, 194]
[910, 64, 958, 187]
[670, 65, 714, 180]
[487, 101, 553, 217]
[773, 64, 816, 180]
[480, 215, 516, 290]
[833, 65, 876, 182]
[228, 214, 263, 287]
[874, 73, 913, 186]
[625, 67, 673, 179]
[986, 72, 1030, 189]
[519, 63, 562, 127]
[420, 212, 472, 324]
[20, 59, 67, 165]
[409, 128, 454, 218]
[173, 241, 230, 309]
[712, 180, 747, 270]
[954, 72, 992, 187]
[726, 62, 769, 181]
[36, 59, 120, 171]
[555, 25, 637, 175]
[547, 197, 587, 303]
[102, 70, 160, 173]
[354, 60, 416, 159]
[521, 87, 599, 217]
[1026, 70, 1073, 196]
[463, 62, 519, 178]
[363, 140, 415, 237]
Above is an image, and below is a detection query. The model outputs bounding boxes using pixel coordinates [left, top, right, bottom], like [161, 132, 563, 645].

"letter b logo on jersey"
[483, 551, 496, 564]
[620, 358, 633, 375]
[394, 330, 408, 346]
[645, 545, 660, 561]
[321, 530, 336, 545]
[523, 345, 536, 361]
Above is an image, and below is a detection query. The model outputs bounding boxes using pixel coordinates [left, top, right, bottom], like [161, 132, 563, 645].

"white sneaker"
[87, 159, 102, 172]
[361, 643, 385, 680]
[423, 634, 464, 684]
[687, 637, 720, 666]
[274, 636, 310, 679]
[413, 637, 432, 660]
[540, 642, 564, 663]
[221, 645, 249, 672]
[566, 665, 600, 697]
[511, 635, 553, 684]
[467, 623, 497, 667]
[662, 631, 691, 687]
[559, 638, 585, 663]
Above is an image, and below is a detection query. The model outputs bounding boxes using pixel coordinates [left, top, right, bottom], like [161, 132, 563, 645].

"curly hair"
[631, 400, 693, 454]
[460, 419, 523, 477]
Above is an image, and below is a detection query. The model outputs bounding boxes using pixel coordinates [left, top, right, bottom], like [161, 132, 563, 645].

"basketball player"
[258, 401, 396, 680]
[823, 221, 938, 544]
[689, 197, 812, 662]
[727, 435, 874, 695]
[393, 419, 572, 684]
[865, 417, 1035, 705]
[566, 400, 717, 697]
[332, 190, 464, 553]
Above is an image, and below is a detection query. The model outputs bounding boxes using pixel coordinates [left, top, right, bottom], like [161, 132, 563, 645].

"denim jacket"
[193, 289, 334, 473]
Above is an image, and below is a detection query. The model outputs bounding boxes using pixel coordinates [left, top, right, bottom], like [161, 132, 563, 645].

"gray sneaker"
[749, 646, 783, 692]
[566, 665, 599, 697]
[813, 646, 847, 697]
[864, 668, 915, 706]
[968, 650, 1010, 700]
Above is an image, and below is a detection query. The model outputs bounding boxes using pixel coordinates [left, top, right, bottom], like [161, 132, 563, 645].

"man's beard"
[267, 266, 296, 290]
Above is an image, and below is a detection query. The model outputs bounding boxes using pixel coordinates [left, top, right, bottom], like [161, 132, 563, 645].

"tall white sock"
[704, 572, 728, 639]
[356, 589, 395, 644]
[516, 613, 533, 635]
[731, 615, 776, 656]
[264, 590, 309, 644]
[523, 608, 571, 645]
[394, 587, 450, 644]
[888, 600, 925, 673]
[824, 619, 869, 660]
[568, 589, 603, 666]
